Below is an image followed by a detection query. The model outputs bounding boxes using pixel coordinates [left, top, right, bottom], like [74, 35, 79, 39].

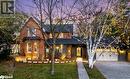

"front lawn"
[83, 63, 106, 79]
[0, 62, 78, 79]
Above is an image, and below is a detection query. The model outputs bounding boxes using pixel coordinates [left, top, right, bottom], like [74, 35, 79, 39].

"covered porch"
[46, 38, 88, 60]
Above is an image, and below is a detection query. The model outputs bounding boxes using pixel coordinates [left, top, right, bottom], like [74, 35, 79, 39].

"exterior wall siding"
[19, 17, 45, 60]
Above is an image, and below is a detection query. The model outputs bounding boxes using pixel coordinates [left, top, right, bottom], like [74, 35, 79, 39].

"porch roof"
[46, 38, 84, 45]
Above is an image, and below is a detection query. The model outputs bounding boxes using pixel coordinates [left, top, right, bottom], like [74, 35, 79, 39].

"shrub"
[0, 49, 11, 61]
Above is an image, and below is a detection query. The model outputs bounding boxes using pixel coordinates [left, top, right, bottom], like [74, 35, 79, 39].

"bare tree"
[32, 0, 77, 75]
[71, 0, 120, 68]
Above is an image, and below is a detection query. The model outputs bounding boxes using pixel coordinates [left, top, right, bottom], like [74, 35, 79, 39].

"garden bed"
[83, 63, 106, 79]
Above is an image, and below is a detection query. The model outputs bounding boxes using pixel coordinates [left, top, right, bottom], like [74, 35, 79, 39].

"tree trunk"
[88, 57, 94, 69]
[51, 43, 56, 75]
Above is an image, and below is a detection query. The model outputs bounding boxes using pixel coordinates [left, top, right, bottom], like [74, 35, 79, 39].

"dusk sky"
[15, 0, 108, 16]
[16, 0, 74, 15]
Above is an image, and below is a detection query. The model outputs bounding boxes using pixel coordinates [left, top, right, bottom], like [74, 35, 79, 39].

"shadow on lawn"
[0, 61, 78, 79]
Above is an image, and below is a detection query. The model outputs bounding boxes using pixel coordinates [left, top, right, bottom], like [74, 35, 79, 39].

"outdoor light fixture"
[61, 61, 65, 63]
[120, 50, 125, 54]
[68, 50, 71, 53]
[15, 57, 20, 62]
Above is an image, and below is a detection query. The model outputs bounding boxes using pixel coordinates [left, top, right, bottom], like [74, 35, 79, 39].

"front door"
[77, 47, 81, 57]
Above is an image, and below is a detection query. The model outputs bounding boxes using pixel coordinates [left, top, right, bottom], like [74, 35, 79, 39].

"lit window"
[59, 33, 63, 38]
[46, 48, 49, 53]
[49, 33, 52, 38]
[28, 28, 36, 37]
[34, 42, 38, 53]
[27, 42, 32, 53]
[56, 46, 59, 49]
[56, 46, 60, 53]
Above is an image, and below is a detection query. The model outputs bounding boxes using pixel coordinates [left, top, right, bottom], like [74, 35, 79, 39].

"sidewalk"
[76, 58, 89, 79]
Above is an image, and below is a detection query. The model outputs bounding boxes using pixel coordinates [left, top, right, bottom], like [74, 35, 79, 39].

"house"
[16, 17, 128, 62]
[18, 17, 87, 61]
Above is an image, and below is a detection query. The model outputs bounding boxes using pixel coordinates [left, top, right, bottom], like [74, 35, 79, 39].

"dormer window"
[49, 33, 52, 38]
[28, 28, 36, 37]
[59, 33, 63, 38]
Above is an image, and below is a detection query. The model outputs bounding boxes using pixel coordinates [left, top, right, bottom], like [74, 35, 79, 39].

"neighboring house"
[17, 17, 128, 62]
[18, 17, 87, 61]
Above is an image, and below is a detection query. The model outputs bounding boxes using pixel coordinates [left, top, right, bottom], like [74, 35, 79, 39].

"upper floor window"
[49, 33, 52, 38]
[49, 33, 72, 39]
[63, 33, 71, 39]
[28, 28, 36, 37]
[59, 33, 63, 38]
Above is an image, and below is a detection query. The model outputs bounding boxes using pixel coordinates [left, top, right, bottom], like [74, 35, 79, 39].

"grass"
[0, 62, 78, 79]
[83, 63, 106, 79]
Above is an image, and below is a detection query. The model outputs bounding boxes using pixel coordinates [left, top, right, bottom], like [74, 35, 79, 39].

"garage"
[96, 49, 118, 61]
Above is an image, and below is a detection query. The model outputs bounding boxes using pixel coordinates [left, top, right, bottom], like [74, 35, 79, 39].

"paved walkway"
[95, 62, 130, 79]
[76, 58, 89, 79]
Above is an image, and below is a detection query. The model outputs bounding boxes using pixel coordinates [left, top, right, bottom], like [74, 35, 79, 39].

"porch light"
[55, 59, 58, 61]
[27, 57, 32, 60]
[61, 61, 65, 63]
[72, 60, 75, 62]
[68, 49, 71, 53]
[15, 57, 20, 62]
[66, 61, 68, 63]
[46, 59, 49, 61]
[120, 50, 125, 54]
[69, 61, 71, 63]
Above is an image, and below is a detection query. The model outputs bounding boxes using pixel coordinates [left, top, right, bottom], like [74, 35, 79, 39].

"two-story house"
[18, 17, 87, 61]
[18, 17, 126, 62]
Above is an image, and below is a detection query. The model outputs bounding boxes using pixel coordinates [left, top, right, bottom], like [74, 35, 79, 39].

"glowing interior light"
[56, 46, 59, 49]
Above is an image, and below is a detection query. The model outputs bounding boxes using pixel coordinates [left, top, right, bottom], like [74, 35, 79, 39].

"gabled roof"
[33, 17, 73, 33]
[24, 17, 73, 33]
[20, 17, 41, 32]
[42, 24, 73, 33]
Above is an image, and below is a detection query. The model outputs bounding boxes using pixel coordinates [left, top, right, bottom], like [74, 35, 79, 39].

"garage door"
[96, 51, 118, 61]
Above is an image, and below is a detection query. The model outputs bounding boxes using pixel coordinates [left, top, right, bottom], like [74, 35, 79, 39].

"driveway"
[95, 62, 130, 79]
